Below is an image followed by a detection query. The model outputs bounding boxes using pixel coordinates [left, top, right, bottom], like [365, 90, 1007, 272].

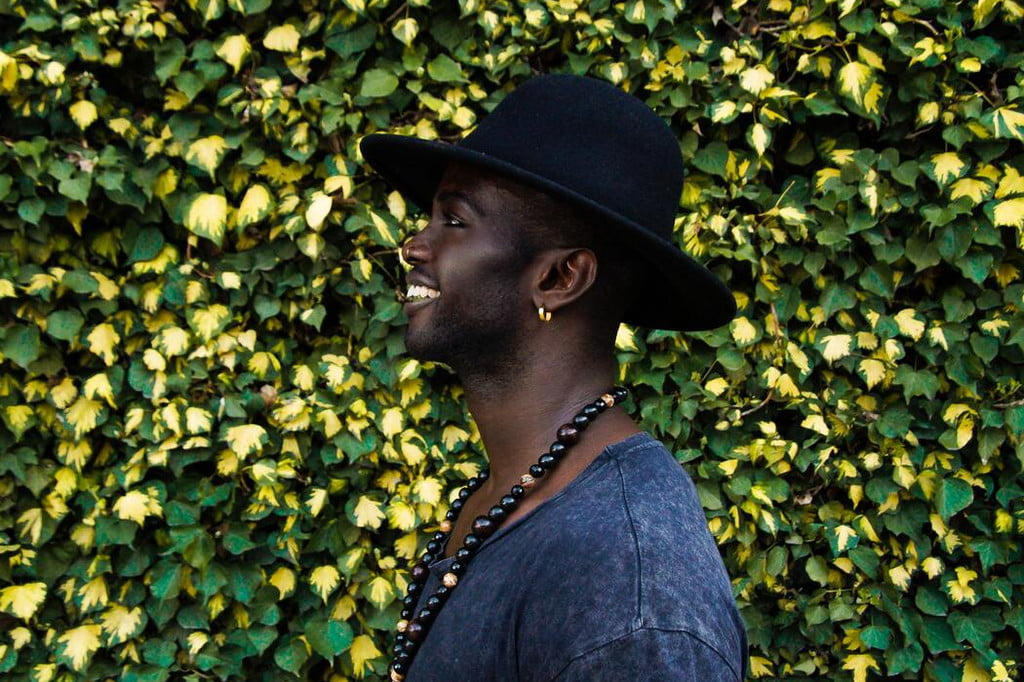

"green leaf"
[273, 636, 309, 675]
[935, 478, 973, 521]
[46, 309, 85, 341]
[2, 325, 42, 369]
[427, 54, 464, 82]
[360, 68, 399, 97]
[305, 615, 354, 658]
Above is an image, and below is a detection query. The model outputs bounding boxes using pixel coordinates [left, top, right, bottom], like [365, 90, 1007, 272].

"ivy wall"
[1, 0, 1023, 680]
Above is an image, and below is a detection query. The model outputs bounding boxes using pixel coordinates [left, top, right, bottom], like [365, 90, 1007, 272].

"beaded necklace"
[388, 386, 630, 681]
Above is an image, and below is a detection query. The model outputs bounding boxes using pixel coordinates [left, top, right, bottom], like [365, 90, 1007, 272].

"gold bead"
[442, 572, 458, 588]
[391, 669, 405, 681]
[520, 474, 536, 488]
[396, 619, 408, 632]
[601, 393, 615, 408]
[439, 519, 452, 533]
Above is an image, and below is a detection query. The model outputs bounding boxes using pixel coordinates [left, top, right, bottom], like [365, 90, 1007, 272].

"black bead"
[557, 424, 580, 444]
[403, 595, 418, 608]
[451, 498, 464, 512]
[591, 398, 607, 412]
[407, 582, 422, 597]
[478, 469, 489, 480]
[538, 454, 557, 470]
[572, 413, 590, 429]
[411, 562, 428, 583]
[417, 607, 435, 623]
[612, 386, 628, 402]
[445, 509, 458, 521]
[499, 495, 518, 511]
[396, 633, 407, 645]
[393, 643, 404, 655]
[472, 516, 496, 537]
[463, 534, 481, 550]
[450, 561, 465, 575]
[510, 485, 525, 499]
[426, 595, 442, 610]
[466, 476, 481, 490]
[455, 547, 473, 562]
[426, 540, 442, 555]
[549, 442, 567, 458]
[394, 661, 410, 674]
[405, 621, 424, 642]
[487, 505, 508, 522]
[458, 487, 471, 500]
[529, 464, 545, 478]
[433, 531, 446, 541]
[421, 553, 435, 565]
[582, 404, 599, 418]
[435, 586, 451, 600]
[395, 651, 410, 665]
[400, 608, 412, 620]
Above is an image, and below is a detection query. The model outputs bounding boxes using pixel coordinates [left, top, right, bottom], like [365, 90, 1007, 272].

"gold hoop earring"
[538, 306, 552, 322]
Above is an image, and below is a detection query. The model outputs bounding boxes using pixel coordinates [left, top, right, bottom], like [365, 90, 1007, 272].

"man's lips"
[401, 279, 440, 314]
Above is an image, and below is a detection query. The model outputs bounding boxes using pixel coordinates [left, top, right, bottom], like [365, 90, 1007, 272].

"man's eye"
[442, 213, 464, 227]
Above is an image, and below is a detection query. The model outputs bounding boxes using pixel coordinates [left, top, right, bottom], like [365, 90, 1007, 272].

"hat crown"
[460, 75, 684, 241]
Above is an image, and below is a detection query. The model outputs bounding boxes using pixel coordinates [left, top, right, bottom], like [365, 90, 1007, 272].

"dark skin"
[401, 163, 641, 557]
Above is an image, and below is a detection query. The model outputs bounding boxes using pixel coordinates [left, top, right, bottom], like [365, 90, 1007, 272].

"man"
[361, 74, 746, 681]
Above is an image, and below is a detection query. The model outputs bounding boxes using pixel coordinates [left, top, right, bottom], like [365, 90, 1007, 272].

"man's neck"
[457, 351, 641, 504]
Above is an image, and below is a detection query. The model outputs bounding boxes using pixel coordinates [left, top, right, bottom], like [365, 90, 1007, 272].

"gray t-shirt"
[406, 433, 747, 681]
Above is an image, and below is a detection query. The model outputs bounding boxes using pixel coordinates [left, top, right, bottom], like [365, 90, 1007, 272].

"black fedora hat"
[360, 74, 735, 331]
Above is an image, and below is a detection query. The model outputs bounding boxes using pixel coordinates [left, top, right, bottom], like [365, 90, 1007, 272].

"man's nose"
[401, 228, 430, 266]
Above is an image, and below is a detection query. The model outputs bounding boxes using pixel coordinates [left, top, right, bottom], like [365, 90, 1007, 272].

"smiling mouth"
[404, 284, 440, 303]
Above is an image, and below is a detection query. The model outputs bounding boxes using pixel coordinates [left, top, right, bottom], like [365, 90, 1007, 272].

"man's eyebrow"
[433, 189, 485, 217]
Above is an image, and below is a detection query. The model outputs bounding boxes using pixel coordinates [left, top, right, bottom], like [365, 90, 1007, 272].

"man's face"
[400, 164, 536, 373]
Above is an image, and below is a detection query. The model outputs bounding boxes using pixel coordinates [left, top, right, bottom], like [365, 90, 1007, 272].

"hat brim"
[361, 133, 736, 332]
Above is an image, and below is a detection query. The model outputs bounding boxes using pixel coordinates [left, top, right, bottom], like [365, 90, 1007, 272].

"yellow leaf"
[948, 566, 978, 603]
[216, 34, 251, 73]
[413, 478, 442, 506]
[749, 123, 770, 155]
[78, 576, 108, 610]
[153, 168, 178, 199]
[186, 136, 228, 178]
[263, 24, 300, 52]
[993, 197, 1024, 229]
[801, 414, 829, 436]
[269, 567, 296, 598]
[858, 358, 887, 389]
[842, 653, 880, 682]
[392, 17, 419, 46]
[190, 304, 230, 341]
[184, 193, 229, 246]
[113, 489, 161, 525]
[0, 583, 47, 620]
[834, 524, 858, 551]
[305, 191, 332, 229]
[395, 532, 419, 560]
[930, 152, 966, 186]
[100, 604, 144, 644]
[740, 64, 774, 95]
[187, 631, 208, 655]
[380, 407, 403, 437]
[54, 467, 77, 498]
[185, 407, 212, 434]
[615, 324, 638, 351]
[837, 61, 872, 107]
[950, 177, 990, 203]
[894, 308, 925, 340]
[731, 316, 757, 345]
[0, 50, 19, 93]
[86, 323, 120, 365]
[349, 634, 383, 676]
[991, 106, 1024, 142]
[365, 575, 394, 609]
[237, 184, 274, 227]
[65, 396, 103, 439]
[69, 100, 98, 130]
[157, 327, 190, 356]
[704, 377, 730, 397]
[441, 425, 470, 449]
[821, 334, 852, 363]
[386, 500, 417, 531]
[83, 373, 116, 407]
[352, 495, 385, 529]
[306, 488, 328, 517]
[10, 626, 31, 649]
[225, 424, 267, 458]
[996, 166, 1024, 198]
[57, 624, 102, 671]
[309, 565, 341, 602]
[387, 190, 407, 221]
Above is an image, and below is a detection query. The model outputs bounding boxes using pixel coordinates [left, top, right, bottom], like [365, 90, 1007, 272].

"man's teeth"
[406, 284, 440, 302]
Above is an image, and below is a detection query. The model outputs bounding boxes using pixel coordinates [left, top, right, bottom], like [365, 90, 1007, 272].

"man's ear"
[531, 247, 598, 313]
